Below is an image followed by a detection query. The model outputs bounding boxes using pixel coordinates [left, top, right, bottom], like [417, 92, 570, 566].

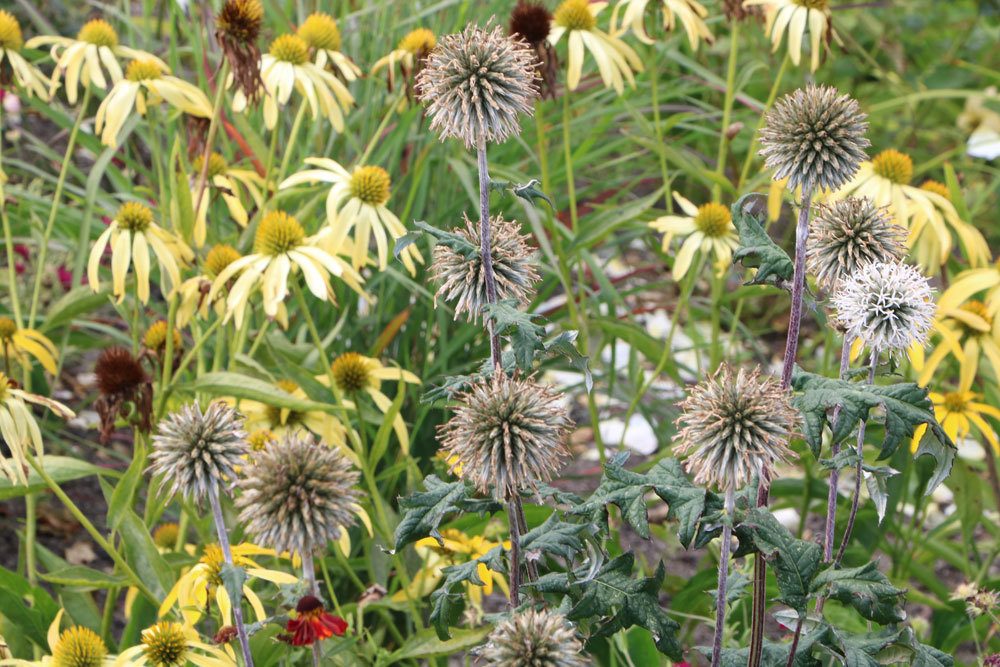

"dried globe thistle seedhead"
[439, 373, 571, 499]
[215, 0, 264, 102]
[237, 432, 360, 554]
[477, 608, 586, 667]
[759, 84, 869, 194]
[149, 402, 248, 503]
[431, 214, 539, 322]
[674, 365, 797, 493]
[831, 261, 935, 355]
[416, 23, 539, 148]
[807, 197, 907, 291]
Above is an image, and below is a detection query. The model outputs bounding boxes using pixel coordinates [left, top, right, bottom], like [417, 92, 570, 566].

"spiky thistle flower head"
[477, 608, 587, 667]
[416, 23, 539, 148]
[831, 261, 935, 356]
[237, 432, 360, 555]
[149, 402, 248, 503]
[807, 197, 907, 291]
[674, 365, 797, 493]
[431, 214, 539, 322]
[759, 84, 869, 194]
[439, 373, 571, 499]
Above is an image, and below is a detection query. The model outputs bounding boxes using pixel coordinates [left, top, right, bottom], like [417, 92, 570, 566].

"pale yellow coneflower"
[0, 10, 49, 99]
[548, 0, 643, 95]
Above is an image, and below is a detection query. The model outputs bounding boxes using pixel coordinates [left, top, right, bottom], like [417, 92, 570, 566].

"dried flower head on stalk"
[237, 432, 360, 555]
[807, 197, 907, 291]
[216, 0, 264, 102]
[94, 346, 153, 443]
[674, 365, 797, 492]
[477, 608, 586, 667]
[760, 84, 869, 194]
[432, 214, 539, 322]
[509, 1, 558, 99]
[417, 23, 539, 148]
[439, 373, 571, 499]
[832, 261, 935, 356]
[149, 402, 248, 503]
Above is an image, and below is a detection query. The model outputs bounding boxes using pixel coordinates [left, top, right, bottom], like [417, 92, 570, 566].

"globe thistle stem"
[477, 140, 503, 370]
[823, 336, 853, 563]
[300, 550, 322, 667]
[506, 492, 523, 608]
[711, 487, 735, 667]
[208, 483, 255, 667]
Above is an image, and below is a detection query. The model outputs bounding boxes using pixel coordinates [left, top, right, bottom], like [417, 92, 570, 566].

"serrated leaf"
[811, 561, 905, 624]
[429, 546, 505, 639]
[816, 627, 903, 667]
[544, 331, 593, 393]
[393, 476, 501, 551]
[792, 368, 955, 492]
[483, 300, 546, 372]
[412, 220, 480, 259]
[520, 513, 589, 561]
[742, 507, 823, 612]
[731, 193, 793, 287]
[220, 563, 248, 620]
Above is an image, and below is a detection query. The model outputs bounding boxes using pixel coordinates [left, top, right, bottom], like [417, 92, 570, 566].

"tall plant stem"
[749, 189, 813, 667]
[561, 91, 579, 232]
[476, 139, 502, 368]
[506, 492, 522, 608]
[711, 488, 736, 667]
[208, 484, 255, 667]
[823, 337, 853, 562]
[28, 86, 93, 328]
[192, 61, 230, 223]
[277, 103, 308, 185]
[301, 550, 322, 667]
[649, 50, 672, 212]
[0, 105, 23, 326]
[833, 351, 878, 567]
[713, 22, 740, 202]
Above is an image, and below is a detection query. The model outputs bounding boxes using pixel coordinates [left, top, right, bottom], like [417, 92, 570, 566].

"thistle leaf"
[811, 561, 906, 624]
[394, 476, 501, 551]
[731, 193, 793, 287]
[741, 507, 823, 612]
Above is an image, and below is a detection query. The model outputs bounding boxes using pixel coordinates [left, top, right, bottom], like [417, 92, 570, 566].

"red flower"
[282, 596, 347, 646]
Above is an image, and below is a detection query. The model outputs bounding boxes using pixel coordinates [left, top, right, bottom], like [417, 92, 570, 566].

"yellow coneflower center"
[216, 0, 263, 44]
[141, 622, 188, 666]
[398, 28, 436, 54]
[330, 352, 374, 393]
[152, 522, 181, 549]
[52, 625, 107, 667]
[956, 299, 992, 335]
[143, 320, 181, 351]
[0, 316, 16, 340]
[195, 152, 229, 179]
[554, 0, 596, 31]
[792, 0, 828, 9]
[77, 19, 119, 48]
[920, 180, 950, 200]
[200, 544, 255, 586]
[0, 11, 24, 51]
[872, 149, 914, 185]
[269, 34, 309, 65]
[116, 202, 154, 232]
[204, 244, 242, 278]
[942, 391, 970, 413]
[125, 59, 163, 82]
[247, 428, 276, 451]
[254, 211, 305, 256]
[694, 203, 732, 237]
[349, 166, 391, 206]
[297, 13, 341, 52]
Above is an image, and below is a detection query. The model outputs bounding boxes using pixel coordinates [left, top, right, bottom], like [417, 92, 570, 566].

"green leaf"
[520, 513, 589, 561]
[0, 457, 113, 501]
[394, 476, 501, 551]
[40, 566, 129, 589]
[390, 626, 493, 661]
[0, 566, 60, 650]
[741, 507, 822, 612]
[429, 546, 505, 639]
[411, 220, 479, 259]
[731, 193, 793, 287]
[544, 331, 593, 393]
[220, 564, 248, 619]
[187, 372, 335, 414]
[39, 286, 109, 334]
[482, 300, 546, 372]
[107, 444, 146, 530]
[570, 457, 710, 547]
[792, 368, 955, 491]
[811, 561, 905, 624]
[119, 511, 174, 601]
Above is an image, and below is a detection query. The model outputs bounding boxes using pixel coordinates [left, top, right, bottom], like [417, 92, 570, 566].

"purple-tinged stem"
[208, 484, 255, 667]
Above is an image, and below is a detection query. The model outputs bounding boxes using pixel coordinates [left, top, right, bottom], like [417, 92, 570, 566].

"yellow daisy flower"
[0, 10, 49, 99]
[2, 609, 113, 666]
[649, 192, 739, 280]
[94, 59, 212, 148]
[279, 159, 424, 275]
[322, 353, 420, 454]
[743, 0, 833, 72]
[26, 19, 166, 104]
[296, 12, 361, 81]
[88, 202, 192, 304]
[114, 621, 235, 667]
[238, 379, 351, 449]
[371, 28, 436, 90]
[938, 260, 1000, 319]
[176, 244, 243, 328]
[190, 153, 265, 248]
[0, 317, 58, 374]
[958, 87, 1000, 161]
[393, 529, 510, 609]
[549, 0, 644, 94]
[0, 372, 74, 484]
[207, 210, 364, 323]
[914, 299, 1000, 391]
[234, 33, 354, 131]
[158, 543, 297, 626]
[912, 377, 1000, 456]
[612, 0, 713, 50]
[906, 180, 990, 275]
